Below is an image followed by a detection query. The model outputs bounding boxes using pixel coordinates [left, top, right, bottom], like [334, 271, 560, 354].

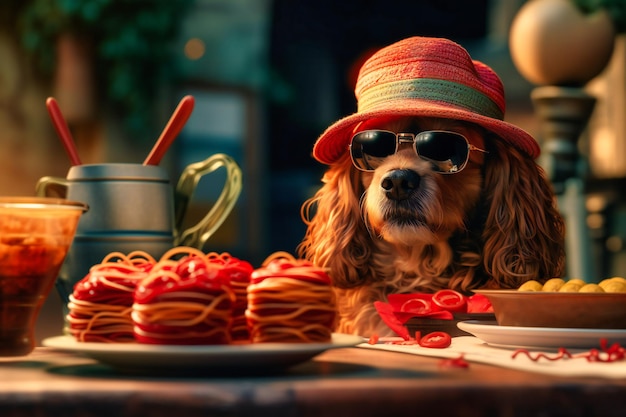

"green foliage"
[574, 0, 626, 32]
[17, 0, 194, 139]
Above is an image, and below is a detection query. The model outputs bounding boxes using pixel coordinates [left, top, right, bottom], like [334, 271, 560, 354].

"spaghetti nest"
[246, 252, 336, 343]
[66, 251, 156, 343]
[131, 247, 240, 345]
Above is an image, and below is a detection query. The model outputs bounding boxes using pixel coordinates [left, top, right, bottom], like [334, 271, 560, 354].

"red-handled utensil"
[46, 97, 82, 166]
[143, 95, 195, 166]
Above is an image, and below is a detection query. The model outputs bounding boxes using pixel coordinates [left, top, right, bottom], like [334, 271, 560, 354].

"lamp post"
[509, 0, 617, 280]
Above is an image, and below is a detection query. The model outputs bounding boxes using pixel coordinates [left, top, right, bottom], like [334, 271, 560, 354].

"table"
[3, 346, 626, 417]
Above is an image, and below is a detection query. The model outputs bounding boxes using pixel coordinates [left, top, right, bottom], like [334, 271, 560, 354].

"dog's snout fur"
[381, 169, 421, 201]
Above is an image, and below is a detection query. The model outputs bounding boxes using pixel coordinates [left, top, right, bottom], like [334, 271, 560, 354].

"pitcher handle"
[174, 153, 242, 249]
[35, 176, 69, 198]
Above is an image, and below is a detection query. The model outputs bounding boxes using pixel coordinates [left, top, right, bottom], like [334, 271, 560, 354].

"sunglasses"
[349, 130, 488, 173]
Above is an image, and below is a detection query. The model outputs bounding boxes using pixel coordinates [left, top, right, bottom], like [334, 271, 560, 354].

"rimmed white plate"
[43, 333, 362, 374]
[457, 320, 626, 349]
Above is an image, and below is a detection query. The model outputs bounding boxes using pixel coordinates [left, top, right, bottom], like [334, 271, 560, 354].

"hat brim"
[312, 98, 540, 164]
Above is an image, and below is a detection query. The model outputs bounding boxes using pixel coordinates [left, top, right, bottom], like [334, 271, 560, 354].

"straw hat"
[312, 36, 540, 164]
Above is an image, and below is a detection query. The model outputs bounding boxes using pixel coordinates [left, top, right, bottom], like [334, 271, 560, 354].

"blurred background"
[2, 0, 626, 339]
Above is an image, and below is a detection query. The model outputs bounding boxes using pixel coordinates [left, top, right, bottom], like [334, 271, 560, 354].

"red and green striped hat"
[312, 36, 540, 164]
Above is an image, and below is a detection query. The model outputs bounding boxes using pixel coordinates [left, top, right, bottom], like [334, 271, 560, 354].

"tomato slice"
[400, 298, 433, 315]
[373, 301, 411, 340]
[467, 293, 493, 313]
[419, 331, 452, 348]
[432, 289, 467, 313]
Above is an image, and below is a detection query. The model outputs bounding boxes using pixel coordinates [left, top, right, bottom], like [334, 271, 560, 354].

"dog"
[297, 37, 566, 336]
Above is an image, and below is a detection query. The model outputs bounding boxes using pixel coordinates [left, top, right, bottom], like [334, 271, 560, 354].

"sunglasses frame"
[349, 129, 488, 173]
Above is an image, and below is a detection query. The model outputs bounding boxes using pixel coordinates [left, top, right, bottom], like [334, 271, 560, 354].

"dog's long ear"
[298, 157, 374, 288]
[481, 139, 566, 288]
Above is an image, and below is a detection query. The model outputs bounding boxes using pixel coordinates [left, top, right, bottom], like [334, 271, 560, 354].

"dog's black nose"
[380, 169, 421, 201]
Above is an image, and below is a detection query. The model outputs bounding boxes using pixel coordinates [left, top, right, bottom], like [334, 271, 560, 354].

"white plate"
[43, 333, 362, 374]
[457, 320, 626, 349]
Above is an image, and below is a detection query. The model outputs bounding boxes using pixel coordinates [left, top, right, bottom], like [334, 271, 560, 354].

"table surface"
[3, 345, 626, 417]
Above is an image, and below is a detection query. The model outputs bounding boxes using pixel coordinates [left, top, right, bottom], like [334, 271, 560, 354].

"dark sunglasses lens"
[354, 131, 396, 156]
[415, 132, 469, 172]
[351, 131, 397, 170]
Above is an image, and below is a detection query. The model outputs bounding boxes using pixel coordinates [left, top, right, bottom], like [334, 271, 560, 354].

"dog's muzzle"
[380, 169, 421, 201]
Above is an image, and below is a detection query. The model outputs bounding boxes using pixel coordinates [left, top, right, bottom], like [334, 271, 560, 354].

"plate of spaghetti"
[43, 333, 362, 374]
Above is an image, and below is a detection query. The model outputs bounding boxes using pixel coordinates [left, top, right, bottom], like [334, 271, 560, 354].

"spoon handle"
[143, 95, 195, 166]
[46, 97, 82, 166]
